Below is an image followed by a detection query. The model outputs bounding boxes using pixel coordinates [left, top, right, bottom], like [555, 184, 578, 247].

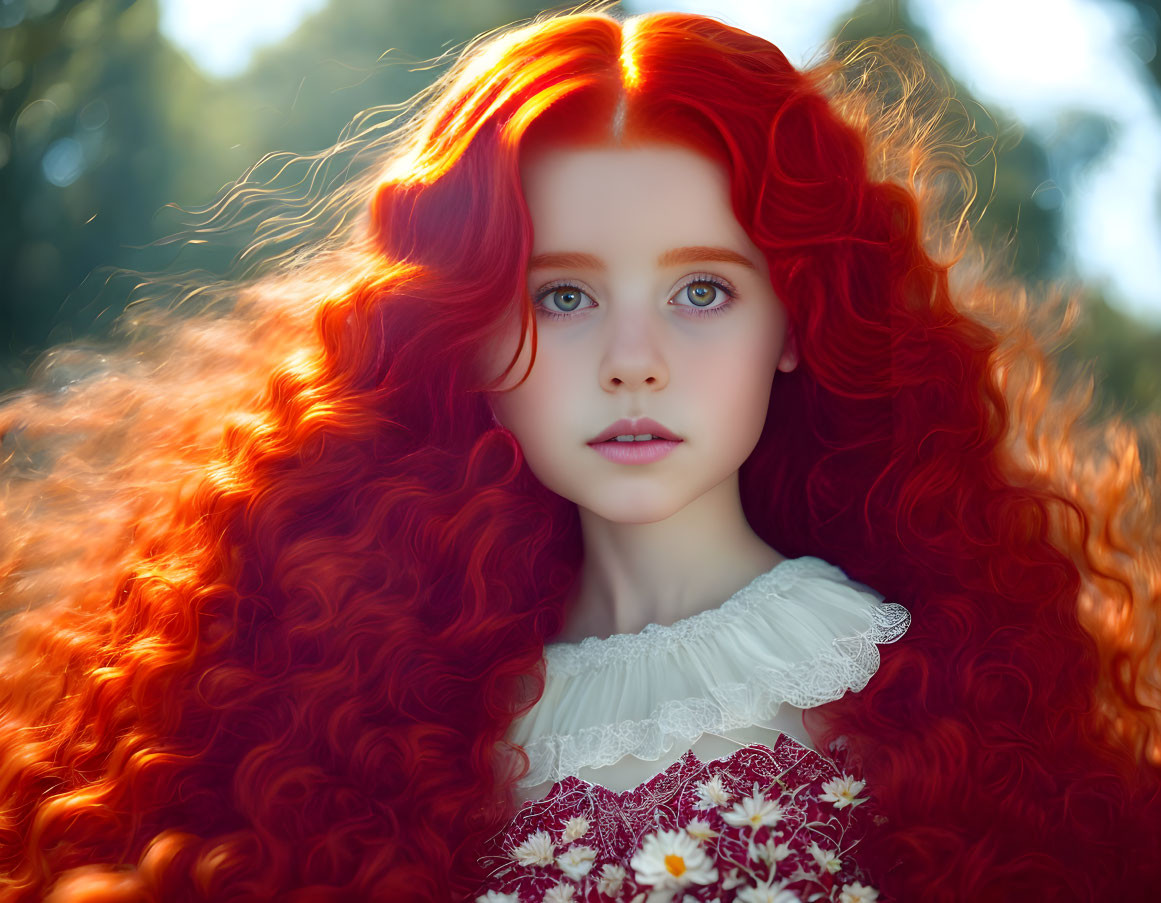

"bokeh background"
[1, 0, 1159, 420]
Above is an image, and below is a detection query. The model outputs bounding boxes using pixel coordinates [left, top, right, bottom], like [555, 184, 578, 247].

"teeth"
[613, 434, 658, 442]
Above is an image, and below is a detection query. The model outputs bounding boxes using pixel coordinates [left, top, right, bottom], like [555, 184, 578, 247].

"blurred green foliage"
[835, 0, 1065, 279]
[1, 0, 1158, 422]
[837, 0, 1161, 423]
[0, 0, 180, 387]
[0, 0, 556, 389]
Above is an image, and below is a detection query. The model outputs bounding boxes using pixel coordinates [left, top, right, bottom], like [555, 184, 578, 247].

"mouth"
[588, 435, 681, 465]
[588, 417, 682, 445]
[594, 434, 674, 443]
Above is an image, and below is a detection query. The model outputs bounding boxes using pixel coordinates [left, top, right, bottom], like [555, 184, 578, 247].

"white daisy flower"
[819, 774, 867, 809]
[685, 818, 718, 842]
[754, 838, 793, 866]
[630, 829, 719, 896]
[597, 863, 627, 897]
[543, 882, 576, 903]
[736, 880, 802, 903]
[807, 841, 842, 875]
[840, 882, 880, 903]
[722, 784, 784, 831]
[561, 815, 591, 843]
[556, 845, 597, 881]
[475, 892, 519, 903]
[694, 773, 733, 809]
[511, 830, 556, 868]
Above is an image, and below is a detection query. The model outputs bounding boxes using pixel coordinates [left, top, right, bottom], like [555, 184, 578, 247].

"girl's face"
[486, 143, 797, 525]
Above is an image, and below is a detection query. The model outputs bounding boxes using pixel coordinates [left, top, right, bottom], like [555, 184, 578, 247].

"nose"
[597, 312, 669, 393]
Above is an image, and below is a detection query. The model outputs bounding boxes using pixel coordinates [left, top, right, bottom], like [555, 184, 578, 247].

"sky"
[158, 0, 329, 80]
[157, 0, 1161, 323]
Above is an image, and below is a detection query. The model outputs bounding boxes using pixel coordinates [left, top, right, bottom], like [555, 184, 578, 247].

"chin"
[579, 494, 688, 526]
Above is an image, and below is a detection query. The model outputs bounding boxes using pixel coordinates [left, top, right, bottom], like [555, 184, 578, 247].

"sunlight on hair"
[620, 15, 643, 89]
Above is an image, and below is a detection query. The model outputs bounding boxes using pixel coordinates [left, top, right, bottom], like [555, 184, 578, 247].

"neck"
[556, 471, 785, 642]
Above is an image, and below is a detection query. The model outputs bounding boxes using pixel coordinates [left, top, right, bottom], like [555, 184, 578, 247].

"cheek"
[490, 365, 583, 499]
[477, 302, 534, 391]
[695, 327, 781, 445]
[489, 347, 569, 442]
[491, 384, 539, 435]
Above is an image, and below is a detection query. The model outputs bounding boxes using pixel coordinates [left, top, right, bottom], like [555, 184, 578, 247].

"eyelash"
[533, 273, 739, 321]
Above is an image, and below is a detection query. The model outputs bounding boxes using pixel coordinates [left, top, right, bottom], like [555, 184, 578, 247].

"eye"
[670, 274, 737, 316]
[534, 282, 595, 318]
[684, 281, 719, 307]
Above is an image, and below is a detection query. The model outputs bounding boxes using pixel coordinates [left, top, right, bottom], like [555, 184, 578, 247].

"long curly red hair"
[1, 8, 1158, 902]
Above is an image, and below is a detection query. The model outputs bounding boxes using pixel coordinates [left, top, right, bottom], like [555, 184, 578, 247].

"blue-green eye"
[685, 281, 719, 307]
[534, 283, 595, 318]
[549, 287, 585, 311]
[671, 275, 737, 317]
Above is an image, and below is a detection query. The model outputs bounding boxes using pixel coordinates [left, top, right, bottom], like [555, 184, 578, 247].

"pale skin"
[485, 143, 799, 643]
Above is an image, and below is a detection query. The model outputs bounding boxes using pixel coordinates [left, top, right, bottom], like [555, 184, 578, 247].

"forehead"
[519, 144, 751, 252]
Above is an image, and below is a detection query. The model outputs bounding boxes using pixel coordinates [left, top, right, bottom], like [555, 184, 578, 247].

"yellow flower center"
[665, 854, 687, 877]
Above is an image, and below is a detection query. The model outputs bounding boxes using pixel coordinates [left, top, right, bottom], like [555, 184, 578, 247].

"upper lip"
[589, 418, 682, 443]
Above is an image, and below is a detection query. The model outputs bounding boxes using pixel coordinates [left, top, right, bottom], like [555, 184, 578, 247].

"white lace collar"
[507, 555, 911, 788]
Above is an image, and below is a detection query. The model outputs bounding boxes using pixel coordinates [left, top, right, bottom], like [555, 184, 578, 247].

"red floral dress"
[472, 734, 884, 903]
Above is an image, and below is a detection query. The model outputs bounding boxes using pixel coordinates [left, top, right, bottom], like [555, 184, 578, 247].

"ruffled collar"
[508, 556, 911, 788]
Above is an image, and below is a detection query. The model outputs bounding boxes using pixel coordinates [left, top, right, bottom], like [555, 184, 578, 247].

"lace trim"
[519, 598, 909, 787]
[546, 557, 826, 676]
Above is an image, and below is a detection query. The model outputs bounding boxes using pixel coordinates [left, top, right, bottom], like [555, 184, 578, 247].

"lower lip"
[588, 439, 682, 464]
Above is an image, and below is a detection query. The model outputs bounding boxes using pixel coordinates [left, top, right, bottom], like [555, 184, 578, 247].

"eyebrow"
[527, 246, 758, 272]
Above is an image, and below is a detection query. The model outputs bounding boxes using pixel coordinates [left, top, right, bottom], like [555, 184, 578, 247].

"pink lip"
[587, 417, 682, 465]
[589, 438, 681, 465]
[588, 417, 681, 444]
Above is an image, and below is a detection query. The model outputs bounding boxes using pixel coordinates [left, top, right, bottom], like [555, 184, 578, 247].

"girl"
[0, 7, 1158, 902]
